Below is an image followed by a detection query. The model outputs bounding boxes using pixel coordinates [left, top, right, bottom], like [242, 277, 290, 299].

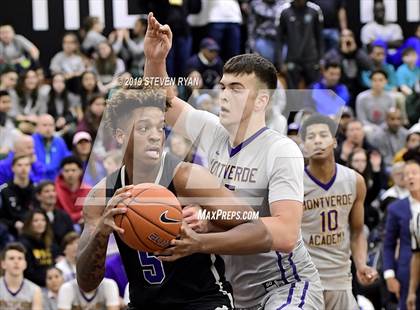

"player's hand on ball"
[356, 265, 378, 286]
[144, 12, 172, 63]
[155, 222, 203, 262]
[407, 291, 416, 310]
[183, 205, 209, 233]
[98, 185, 133, 236]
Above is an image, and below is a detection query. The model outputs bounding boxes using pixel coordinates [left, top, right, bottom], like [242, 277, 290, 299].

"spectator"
[368, 108, 408, 171]
[360, 1, 403, 51]
[309, 61, 350, 116]
[277, 0, 324, 89]
[0, 134, 46, 184]
[0, 90, 19, 154]
[361, 41, 398, 91]
[0, 242, 43, 308]
[323, 29, 373, 107]
[394, 130, 420, 164]
[0, 24, 40, 71]
[19, 209, 59, 287]
[76, 94, 106, 142]
[81, 16, 107, 55]
[406, 79, 420, 126]
[0, 155, 35, 237]
[14, 69, 49, 118]
[247, 0, 285, 63]
[57, 278, 120, 310]
[49, 33, 85, 80]
[113, 17, 146, 77]
[206, 0, 242, 62]
[93, 41, 125, 91]
[380, 162, 409, 211]
[335, 119, 375, 164]
[347, 148, 385, 230]
[55, 156, 90, 224]
[0, 67, 19, 109]
[79, 71, 102, 112]
[43, 266, 64, 310]
[72, 131, 105, 186]
[56, 232, 79, 283]
[45, 74, 80, 137]
[311, 0, 348, 51]
[33, 114, 71, 180]
[383, 161, 420, 310]
[356, 69, 396, 127]
[393, 24, 420, 68]
[35, 180, 74, 246]
[396, 48, 420, 97]
[186, 38, 223, 90]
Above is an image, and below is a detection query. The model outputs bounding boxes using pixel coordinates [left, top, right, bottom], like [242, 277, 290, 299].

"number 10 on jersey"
[320, 210, 338, 232]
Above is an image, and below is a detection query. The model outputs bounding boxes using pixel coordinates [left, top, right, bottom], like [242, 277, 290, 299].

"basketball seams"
[127, 207, 179, 238]
[123, 215, 154, 252]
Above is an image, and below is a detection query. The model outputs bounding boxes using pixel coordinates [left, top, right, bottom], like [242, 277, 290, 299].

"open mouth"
[145, 146, 160, 159]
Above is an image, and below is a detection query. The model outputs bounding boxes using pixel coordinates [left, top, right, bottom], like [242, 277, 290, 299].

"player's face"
[1, 250, 27, 276]
[304, 124, 336, 159]
[218, 73, 257, 129]
[46, 269, 64, 292]
[124, 107, 165, 166]
[404, 162, 420, 193]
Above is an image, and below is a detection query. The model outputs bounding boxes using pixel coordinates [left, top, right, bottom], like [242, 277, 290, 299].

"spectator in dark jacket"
[33, 114, 71, 180]
[19, 209, 59, 287]
[186, 38, 223, 90]
[0, 155, 35, 237]
[35, 180, 74, 246]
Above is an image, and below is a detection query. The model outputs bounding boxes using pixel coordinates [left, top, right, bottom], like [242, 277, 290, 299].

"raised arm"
[143, 13, 195, 131]
[76, 180, 133, 292]
[350, 173, 378, 285]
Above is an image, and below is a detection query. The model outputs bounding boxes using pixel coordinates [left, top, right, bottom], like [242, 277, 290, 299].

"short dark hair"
[46, 266, 63, 276]
[104, 87, 169, 132]
[35, 180, 55, 195]
[0, 90, 10, 98]
[223, 54, 278, 91]
[60, 156, 83, 170]
[403, 146, 420, 165]
[12, 154, 31, 166]
[402, 47, 416, 57]
[300, 114, 338, 140]
[324, 61, 341, 71]
[1, 242, 27, 260]
[0, 66, 17, 76]
[370, 69, 388, 80]
[61, 231, 80, 252]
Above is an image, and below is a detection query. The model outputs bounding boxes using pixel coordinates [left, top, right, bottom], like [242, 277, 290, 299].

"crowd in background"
[0, 0, 419, 309]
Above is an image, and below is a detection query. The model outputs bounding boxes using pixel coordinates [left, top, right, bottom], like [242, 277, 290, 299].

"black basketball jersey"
[106, 153, 233, 309]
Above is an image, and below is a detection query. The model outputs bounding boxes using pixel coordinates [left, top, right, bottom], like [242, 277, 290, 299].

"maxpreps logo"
[197, 209, 260, 221]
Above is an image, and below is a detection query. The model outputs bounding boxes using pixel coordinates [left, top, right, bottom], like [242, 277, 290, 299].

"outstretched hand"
[144, 12, 173, 63]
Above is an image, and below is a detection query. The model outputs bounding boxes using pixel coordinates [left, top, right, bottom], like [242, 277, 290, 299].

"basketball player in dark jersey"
[76, 87, 272, 310]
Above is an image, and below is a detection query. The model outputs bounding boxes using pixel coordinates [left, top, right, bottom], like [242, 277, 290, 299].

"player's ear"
[255, 89, 270, 112]
[115, 128, 126, 145]
[333, 138, 338, 149]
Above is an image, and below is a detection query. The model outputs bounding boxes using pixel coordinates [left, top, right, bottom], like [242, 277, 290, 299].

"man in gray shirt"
[356, 69, 395, 127]
[0, 25, 39, 66]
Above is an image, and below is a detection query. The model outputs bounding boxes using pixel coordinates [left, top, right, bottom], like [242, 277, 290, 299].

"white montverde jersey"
[0, 277, 38, 310]
[302, 163, 357, 290]
[183, 109, 320, 308]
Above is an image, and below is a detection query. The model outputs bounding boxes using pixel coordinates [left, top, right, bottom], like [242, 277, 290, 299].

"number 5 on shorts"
[138, 252, 166, 284]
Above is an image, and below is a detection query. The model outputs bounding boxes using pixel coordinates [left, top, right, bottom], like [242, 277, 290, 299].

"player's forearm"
[408, 253, 420, 294]
[144, 59, 167, 79]
[261, 217, 299, 252]
[199, 221, 272, 254]
[351, 229, 368, 270]
[338, 8, 347, 30]
[76, 228, 110, 292]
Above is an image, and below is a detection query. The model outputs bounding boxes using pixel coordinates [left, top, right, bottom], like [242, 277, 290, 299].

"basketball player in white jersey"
[403, 149, 420, 310]
[0, 242, 42, 310]
[300, 114, 378, 310]
[144, 13, 324, 309]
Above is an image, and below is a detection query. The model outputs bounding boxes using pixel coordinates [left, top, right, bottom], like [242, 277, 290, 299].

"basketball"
[114, 183, 182, 252]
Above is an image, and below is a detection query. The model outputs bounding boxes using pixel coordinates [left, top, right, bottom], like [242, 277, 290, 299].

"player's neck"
[228, 116, 266, 147]
[308, 158, 336, 182]
[4, 273, 24, 290]
[411, 190, 420, 201]
[125, 159, 162, 184]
